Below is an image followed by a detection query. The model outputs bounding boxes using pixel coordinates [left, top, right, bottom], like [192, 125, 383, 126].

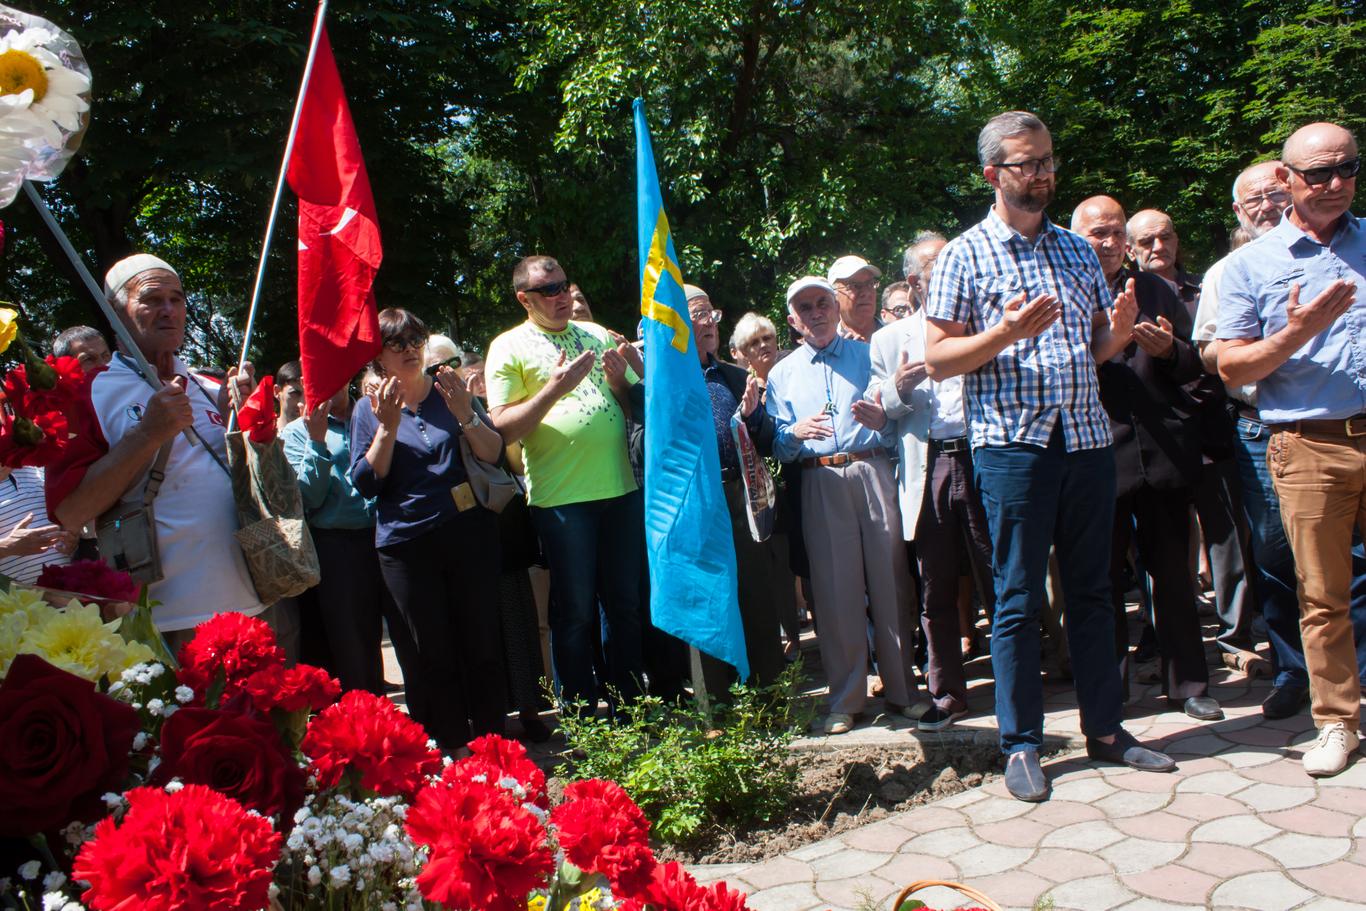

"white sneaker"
[1302, 722, 1359, 777]
[822, 712, 855, 735]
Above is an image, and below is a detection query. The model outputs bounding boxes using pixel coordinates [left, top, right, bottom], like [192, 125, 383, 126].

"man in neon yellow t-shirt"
[486, 255, 643, 712]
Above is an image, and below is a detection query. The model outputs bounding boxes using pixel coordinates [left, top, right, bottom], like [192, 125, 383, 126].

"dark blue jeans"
[531, 490, 646, 711]
[1232, 416, 1366, 689]
[974, 430, 1125, 754]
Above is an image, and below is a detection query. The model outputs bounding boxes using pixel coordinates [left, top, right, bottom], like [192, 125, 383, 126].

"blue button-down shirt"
[280, 412, 375, 531]
[1216, 209, 1366, 422]
[925, 207, 1114, 452]
[766, 334, 889, 462]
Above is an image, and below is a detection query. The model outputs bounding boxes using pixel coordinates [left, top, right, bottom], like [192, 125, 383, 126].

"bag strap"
[142, 441, 174, 507]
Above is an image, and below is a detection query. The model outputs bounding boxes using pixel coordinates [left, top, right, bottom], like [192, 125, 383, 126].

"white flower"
[307, 866, 322, 886]
[43, 893, 66, 911]
[41, 872, 64, 891]
[17, 861, 40, 881]
[163, 780, 183, 793]
[101, 793, 124, 810]
[161, 704, 178, 719]
[132, 732, 149, 751]
[329, 865, 351, 887]
[145, 698, 165, 716]
[174, 685, 194, 704]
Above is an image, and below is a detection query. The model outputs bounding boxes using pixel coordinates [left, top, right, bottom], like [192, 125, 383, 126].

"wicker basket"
[892, 880, 1003, 911]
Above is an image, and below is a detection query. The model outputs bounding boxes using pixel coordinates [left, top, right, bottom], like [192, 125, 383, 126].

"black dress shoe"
[1180, 695, 1225, 721]
[1004, 750, 1049, 802]
[1086, 729, 1176, 772]
[1262, 685, 1309, 720]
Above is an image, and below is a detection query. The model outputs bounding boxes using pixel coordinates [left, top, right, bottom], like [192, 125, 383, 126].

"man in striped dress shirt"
[923, 110, 1175, 801]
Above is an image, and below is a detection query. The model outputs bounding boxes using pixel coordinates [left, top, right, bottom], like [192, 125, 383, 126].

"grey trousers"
[1195, 457, 1258, 654]
[801, 456, 917, 715]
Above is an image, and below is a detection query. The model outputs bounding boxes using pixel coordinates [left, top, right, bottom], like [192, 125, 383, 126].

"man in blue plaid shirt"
[924, 110, 1175, 801]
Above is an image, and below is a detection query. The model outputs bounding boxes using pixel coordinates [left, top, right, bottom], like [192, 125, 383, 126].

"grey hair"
[903, 231, 948, 279]
[977, 111, 1047, 168]
[425, 333, 462, 368]
[730, 311, 778, 352]
[53, 325, 105, 358]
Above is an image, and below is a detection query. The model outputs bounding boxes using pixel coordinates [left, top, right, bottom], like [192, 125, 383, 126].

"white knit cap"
[104, 254, 178, 296]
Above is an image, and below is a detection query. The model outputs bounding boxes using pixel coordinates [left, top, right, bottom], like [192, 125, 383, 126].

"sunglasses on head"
[523, 279, 572, 298]
[1287, 157, 1360, 186]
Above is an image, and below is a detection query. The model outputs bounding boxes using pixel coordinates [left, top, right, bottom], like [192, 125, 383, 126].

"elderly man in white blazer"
[865, 307, 995, 731]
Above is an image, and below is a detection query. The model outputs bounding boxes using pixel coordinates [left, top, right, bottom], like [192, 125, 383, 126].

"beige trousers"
[801, 456, 918, 715]
[1269, 428, 1366, 730]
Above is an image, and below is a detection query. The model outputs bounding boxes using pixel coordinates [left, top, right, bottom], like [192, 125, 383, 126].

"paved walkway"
[693, 664, 1366, 911]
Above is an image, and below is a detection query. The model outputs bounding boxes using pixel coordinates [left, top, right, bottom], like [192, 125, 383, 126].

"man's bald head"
[1071, 196, 1128, 280]
[1231, 160, 1289, 238]
[1126, 209, 1180, 281]
[1281, 122, 1357, 168]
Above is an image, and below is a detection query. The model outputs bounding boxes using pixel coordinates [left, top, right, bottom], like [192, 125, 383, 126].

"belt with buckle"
[801, 447, 887, 469]
[931, 437, 970, 454]
[1269, 415, 1366, 438]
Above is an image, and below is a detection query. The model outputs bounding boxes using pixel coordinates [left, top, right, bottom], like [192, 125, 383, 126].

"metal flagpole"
[229, 0, 331, 429]
[22, 180, 198, 447]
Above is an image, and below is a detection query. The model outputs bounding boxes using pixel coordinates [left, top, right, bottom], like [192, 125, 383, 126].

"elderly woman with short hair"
[350, 308, 508, 749]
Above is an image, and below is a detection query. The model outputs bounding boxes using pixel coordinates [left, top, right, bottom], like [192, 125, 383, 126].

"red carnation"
[150, 707, 306, 820]
[618, 861, 706, 911]
[37, 559, 143, 603]
[552, 778, 655, 896]
[242, 663, 341, 714]
[0, 654, 140, 837]
[407, 776, 553, 911]
[443, 733, 548, 807]
[0, 406, 68, 467]
[302, 690, 441, 798]
[177, 613, 284, 700]
[694, 880, 750, 911]
[74, 784, 282, 911]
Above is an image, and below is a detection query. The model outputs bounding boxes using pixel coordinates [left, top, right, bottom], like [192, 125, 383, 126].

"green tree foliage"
[1, 1, 1359, 367]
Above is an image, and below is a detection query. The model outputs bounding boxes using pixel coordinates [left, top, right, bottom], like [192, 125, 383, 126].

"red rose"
[551, 778, 655, 897]
[407, 776, 553, 911]
[37, 559, 143, 603]
[149, 707, 306, 820]
[443, 733, 548, 807]
[177, 613, 284, 700]
[74, 784, 283, 911]
[241, 663, 340, 714]
[0, 653, 140, 837]
[302, 690, 441, 798]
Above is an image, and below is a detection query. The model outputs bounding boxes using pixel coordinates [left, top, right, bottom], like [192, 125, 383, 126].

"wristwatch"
[460, 412, 482, 430]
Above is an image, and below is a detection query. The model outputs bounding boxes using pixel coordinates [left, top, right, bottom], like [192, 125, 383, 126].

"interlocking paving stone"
[1120, 864, 1219, 904]
[1020, 847, 1116, 883]
[840, 819, 914, 853]
[1229, 781, 1316, 812]
[1097, 836, 1186, 875]
[1021, 798, 1106, 826]
[1039, 819, 1125, 850]
[1220, 746, 1283, 768]
[1043, 873, 1138, 911]
[1287, 860, 1366, 902]
[1113, 810, 1199, 842]
[1173, 770, 1252, 796]
[786, 839, 844, 862]
[1261, 804, 1359, 836]
[1047, 776, 1119, 803]
[1163, 792, 1249, 821]
[1092, 788, 1172, 818]
[808, 848, 894, 880]
[1209, 871, 1314, 910]
[732, 856, 815, 890]
[1315, 759, 1366, 787]
[1161, 732, 1235, 757]
[883, 805, 968, 833]
[1243, 757, 1315, 786]
[967, 870, 1051, 908]
[1189, 814, 1281, 845]
[1112, 900, 1204, 911]
[1255, 832, 1353, 869]
[742, 881, 824, 911]
[959, 794, 1034, 824]
[953, 843, 1034, 878]
[1296, 897, 1366, 911]
[900, 826, 982, 857]
[1175, 842, 1278, 877]
[972, 817, 1054, 848]
[812, 874, 899, 909]
[873, 852, 959, 886]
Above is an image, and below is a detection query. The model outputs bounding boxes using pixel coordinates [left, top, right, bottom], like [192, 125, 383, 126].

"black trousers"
[377, 513, 507, 749]
[1111, 486, 1209, 699]
[307, 526, 411, 695]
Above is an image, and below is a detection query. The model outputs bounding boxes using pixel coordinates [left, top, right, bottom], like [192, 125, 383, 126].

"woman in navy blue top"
[350, 307, 508, 749]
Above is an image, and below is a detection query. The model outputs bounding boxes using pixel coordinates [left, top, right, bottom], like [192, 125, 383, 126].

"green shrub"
[557, 664, 808, 845]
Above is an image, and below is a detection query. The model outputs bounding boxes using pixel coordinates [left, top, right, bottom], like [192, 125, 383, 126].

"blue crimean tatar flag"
[633, 98, 748, 680]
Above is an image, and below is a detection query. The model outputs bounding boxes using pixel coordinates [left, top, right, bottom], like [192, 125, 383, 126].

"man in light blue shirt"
[1217, 121, 1366, 778]
[282, 383, 413, 696]
[766, 276, 921, 734]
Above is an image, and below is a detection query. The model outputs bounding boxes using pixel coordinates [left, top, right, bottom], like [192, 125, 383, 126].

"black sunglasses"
[523, 279, 572, 297]
[383, 333, 428, 352]
[1287, 157, 1360, 186]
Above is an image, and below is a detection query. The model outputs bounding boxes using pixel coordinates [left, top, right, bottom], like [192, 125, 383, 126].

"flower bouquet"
[0, 600, 753, 911]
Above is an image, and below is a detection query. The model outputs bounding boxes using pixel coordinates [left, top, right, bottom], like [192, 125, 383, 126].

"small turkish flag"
[287, 23, 382, 409]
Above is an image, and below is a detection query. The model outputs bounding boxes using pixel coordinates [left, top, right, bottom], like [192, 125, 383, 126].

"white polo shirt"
[89, 355, 264, 631]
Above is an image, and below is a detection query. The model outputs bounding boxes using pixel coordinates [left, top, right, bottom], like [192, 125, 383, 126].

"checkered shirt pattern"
[925, 207, 1114, 452]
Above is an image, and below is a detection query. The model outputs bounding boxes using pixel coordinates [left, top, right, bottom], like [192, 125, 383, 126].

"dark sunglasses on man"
[1286, 157, 1360, 186]
[523, 279, 572, 298]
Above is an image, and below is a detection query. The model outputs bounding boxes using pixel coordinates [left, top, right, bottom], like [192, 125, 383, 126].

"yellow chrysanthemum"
[566, 888, 608, 911]
[528, 896, 548, 911]
[0, 609, 31, 676]
[0, 307, 16, 356]
[0, 47, 45, 101]
[18, 601, 129, 683]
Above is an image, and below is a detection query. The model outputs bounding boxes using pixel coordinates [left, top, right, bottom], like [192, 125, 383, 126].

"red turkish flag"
[287, 25, 382, 409]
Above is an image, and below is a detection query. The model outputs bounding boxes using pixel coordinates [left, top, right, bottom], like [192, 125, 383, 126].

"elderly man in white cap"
[829, 255, 883, 342]
[765, 276, 923, 734]
[46, 254, 265, 650]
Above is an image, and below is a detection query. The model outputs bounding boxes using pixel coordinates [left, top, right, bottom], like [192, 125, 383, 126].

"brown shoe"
[1221, 650, 1271, 679]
